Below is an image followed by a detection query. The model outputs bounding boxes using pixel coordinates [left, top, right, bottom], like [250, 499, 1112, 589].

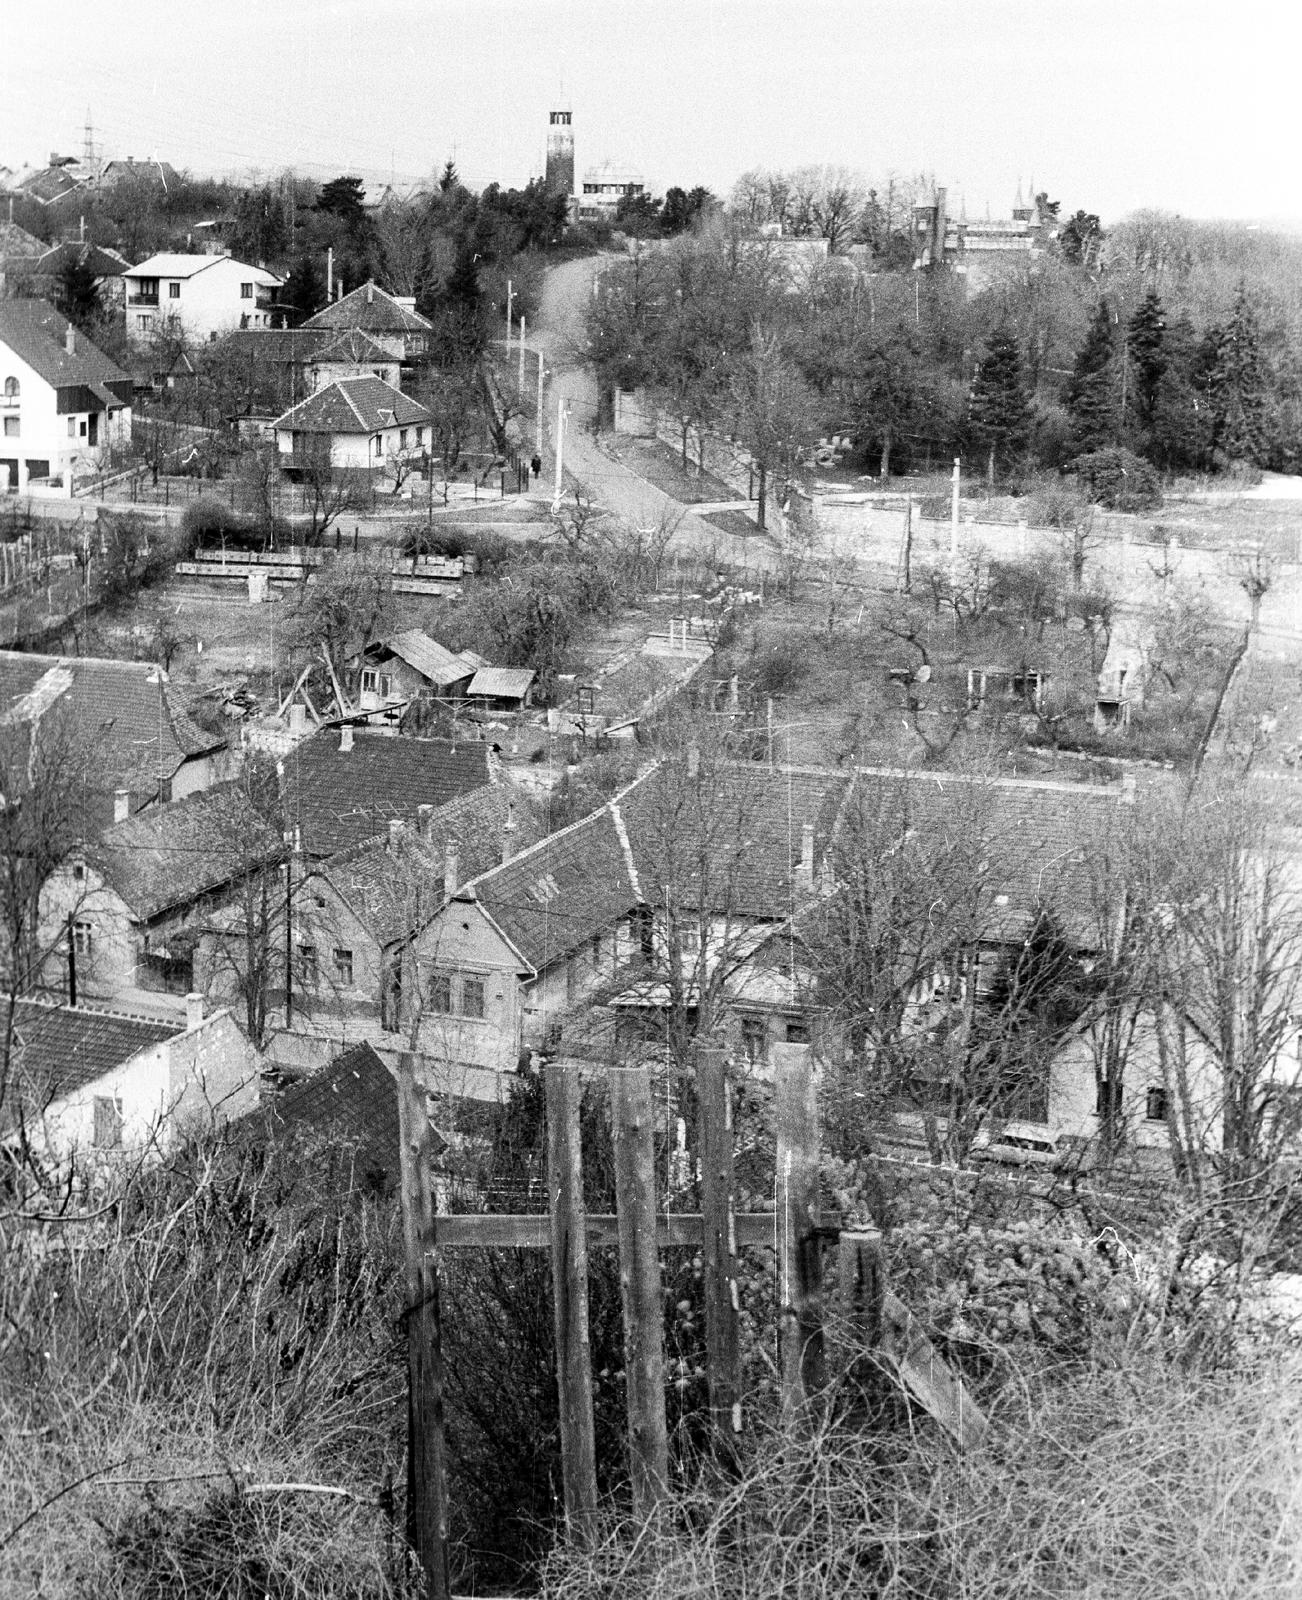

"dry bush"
[540, 1349, 1302, 1600]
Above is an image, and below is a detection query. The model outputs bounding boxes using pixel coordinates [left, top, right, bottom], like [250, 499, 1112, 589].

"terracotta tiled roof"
[272, 376, 430, 435]
[3, 999, 181, 1129]
[323, 785, 540, 946]
[95, 785, 285, 921]
[302, 281, 432, 336]
[262, 1041, 400, 1191]
[282, 728, 493, 858]
[316, 328, 402, 364]
[0, 651, 226, 825]
[0, 300, 132, 395]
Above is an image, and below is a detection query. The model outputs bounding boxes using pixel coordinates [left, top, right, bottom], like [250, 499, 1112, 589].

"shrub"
[1070, 447, 1163, 512]
[1023, 476, 1088, 528]
[749, 638, 807, 698]
[178, 496, 260, 558]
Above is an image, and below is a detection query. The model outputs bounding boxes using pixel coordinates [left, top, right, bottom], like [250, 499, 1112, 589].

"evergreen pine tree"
[55, 253, 102, 331]
[1206, 282, 1271, 465]
[282, 256, 325, 327]
[1150, 313, 1213, 471]
[1127, 290, 1167, 431]
[1063, 299, 1118, 452]
[967, 325, 1031, 482]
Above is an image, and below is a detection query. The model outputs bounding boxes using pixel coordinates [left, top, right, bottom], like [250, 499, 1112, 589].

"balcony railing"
[128, 292, 159, 307]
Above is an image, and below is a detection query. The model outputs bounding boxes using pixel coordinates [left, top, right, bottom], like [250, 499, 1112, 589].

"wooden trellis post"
[396, 1054, 451, 1600]
[697, 1047, 741, 1444]
[545, 1062, 599, 1539]
[773, 1042, 826, 1423]
[609, 1066, 668, 1519]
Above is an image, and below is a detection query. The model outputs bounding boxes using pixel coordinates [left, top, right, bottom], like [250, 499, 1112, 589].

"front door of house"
[88, 413, 99, 448]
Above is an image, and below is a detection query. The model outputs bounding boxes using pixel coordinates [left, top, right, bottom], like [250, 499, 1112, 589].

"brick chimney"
[65, 324, 75, 355]
[444, 839, 459, 897]
[794, 822, 815, 895]
[417, 803, 433, 838]
[339, 724, 354, 752]
[186, 992, 204, 1031]
[388, 817, 404, 850]
[113, 788, 129, 823]
[366, 280, 374, 305]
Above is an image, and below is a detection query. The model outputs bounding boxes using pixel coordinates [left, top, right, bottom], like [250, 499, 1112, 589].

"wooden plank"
[697, 1048, 741, 1442]
[881, 1290, 988, 1451]
[396, 1053, 451, 1600]
[428, 1211, 831, 1250]
[545, 1062, 598, 1540]
[609, 1066, 668, 1519]
[773, 1042, 825, 1424]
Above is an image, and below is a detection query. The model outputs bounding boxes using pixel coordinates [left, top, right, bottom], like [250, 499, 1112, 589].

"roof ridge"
[459, 765, 658, 895]
[336, 380, 368, 430]
[852, 763, 1122, 799]
[609, 798, 643, 902]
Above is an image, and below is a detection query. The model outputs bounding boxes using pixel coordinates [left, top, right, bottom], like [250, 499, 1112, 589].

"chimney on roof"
[501, 799, 518, 864]
[186, 992, 205, 1032]
[113, 788, 129, 824]
[687, 742, 700, 779]
[389, 818, 404, 851]
[65, 323, 75, 355]
[795, 821, 815, 895]
[417, 803, 434, 838]
[444, 839, 459, 897]
[338, 278, 344, 301]
[326, 246, 333, 301]
[339, 724, 354, 752]
[366, 280, 374, 305]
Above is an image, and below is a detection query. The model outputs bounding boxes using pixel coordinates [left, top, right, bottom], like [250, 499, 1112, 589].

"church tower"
[545, 106, 574, 198]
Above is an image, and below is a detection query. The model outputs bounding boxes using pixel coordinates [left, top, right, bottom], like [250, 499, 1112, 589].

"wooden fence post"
[773, 1042, 825, 1424]
[396, 1053, 451, 1600]
[839, 1230, 884, 1349]
[696, 1047, 741, 1445]
[609, 1065, 669, 1520]
[545, 1062, 598, 1539]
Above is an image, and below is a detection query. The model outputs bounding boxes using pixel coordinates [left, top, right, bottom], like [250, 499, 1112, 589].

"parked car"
[972, 1121, 1064, 1169]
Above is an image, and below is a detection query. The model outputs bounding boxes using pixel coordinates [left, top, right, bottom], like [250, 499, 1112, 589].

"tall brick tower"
[545, 107, 574, 198]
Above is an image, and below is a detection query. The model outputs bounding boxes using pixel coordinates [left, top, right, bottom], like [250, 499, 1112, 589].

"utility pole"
[284, 835, 294, 1025]
[950, 456, 960, 572]
[536, 351, 545, 458]
[518, 314, 526, 394]
[505, 278, 514, 355]
[552, 394, 568, 512]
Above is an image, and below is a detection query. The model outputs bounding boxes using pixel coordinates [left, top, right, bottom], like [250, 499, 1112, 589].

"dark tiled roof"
[0, 222, 47, 262]
[95, 786, 285, 921]
[0, 651, 226, 824]
[17, 167, 85, 205]
[619, 763, 853, 921]
[0, 300, 132, 393]
[34, 241, 131, 278]
[844, 768, 1130, 946]
[324, 785, 540, 946]
[272, 376, 430, 435]
[316, 328, 402, 364]
[282, 728, 493, 858]
[465, 773, 654, 973]
[302, 281, 432, 335]
[223, 328, 332, 365]
[263, 1041, 400, 1191]
[4, 1000, 181, 1128]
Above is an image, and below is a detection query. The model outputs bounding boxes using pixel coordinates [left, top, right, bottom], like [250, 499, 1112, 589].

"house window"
[73, 920, 92, 956]
[137, 314, 153, 331]
[68, 417, 77, 438]
[333, 948, 354, 986]
[429, 973, 452, 1014]
[93, 1095, 123, 1149]
[576, 685, 597, 716]
[415, 426, 424, 446]
[168, 282, 181, 298]
[80, 420, 87, 438]
[361, 669, 377, 694]
[3, 417, 18, 438]
[382, 952, 403, 1032]
[72, 862, 85, 881]
[631, 904, 653, 962]
[399, 428, 408, 450]
[1146, 1086, 1169, 1122]
[379, 673, 392, 698]
[374, 435, 384, 457]
[741, 1015, 767, 1064]
[461, 976, 485, 1019]
[298, 943, 318, 984]
[785, 1017, 810, 1044]
[1096, 1078, 1122, 1120]
[2, 377, 18, 401]
[240, 282, 253, 299]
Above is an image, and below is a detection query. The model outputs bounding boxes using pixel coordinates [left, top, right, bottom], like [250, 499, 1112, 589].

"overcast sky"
[2, 0, 1296, 225]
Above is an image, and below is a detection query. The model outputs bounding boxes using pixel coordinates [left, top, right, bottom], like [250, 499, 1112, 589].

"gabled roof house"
[272, 375, 431, 471]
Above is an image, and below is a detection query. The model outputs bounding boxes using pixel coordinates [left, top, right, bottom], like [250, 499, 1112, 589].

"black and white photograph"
[1, 2, 1300, 1593]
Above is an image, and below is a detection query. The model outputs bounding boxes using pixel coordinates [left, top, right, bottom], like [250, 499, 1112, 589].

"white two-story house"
[0, 300, 133, 490]
[122, 252, 285, 346]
